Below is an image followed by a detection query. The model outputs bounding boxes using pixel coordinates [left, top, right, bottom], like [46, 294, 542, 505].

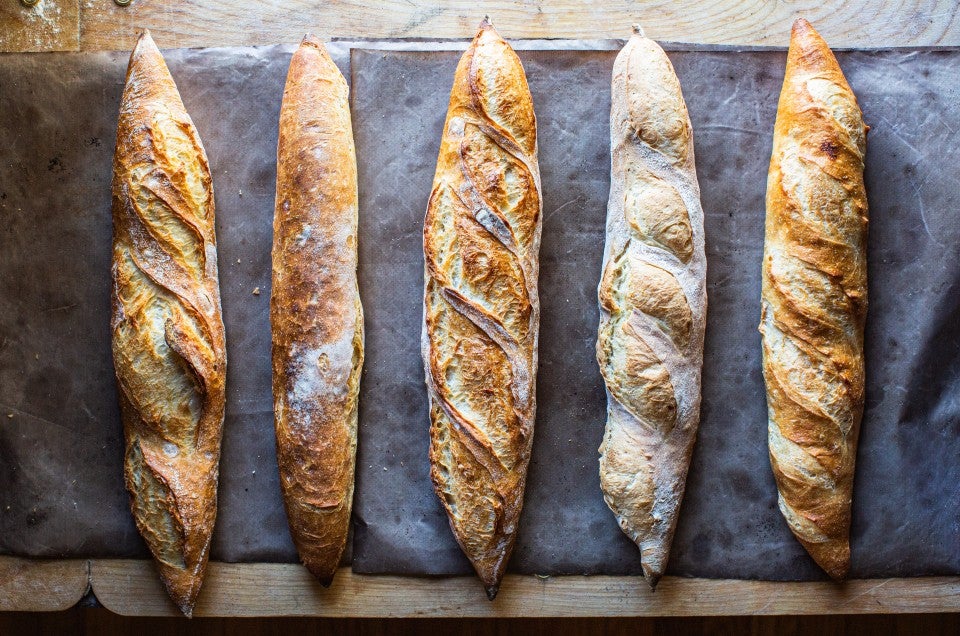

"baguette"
[271, 35, 363, 585]
[760, 18, 868, 579]
[596, 26, 707, 588]
[422, 19, 541, 599]
[111, 30, 226, 616]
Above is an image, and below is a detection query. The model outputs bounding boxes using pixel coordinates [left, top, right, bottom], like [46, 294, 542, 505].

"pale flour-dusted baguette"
[422, 19, 541, 599]
[760, 18, 868, 580]
[111, 30, 226, 616]
[596, 26, 707, 588]
[271, 35, 364, 585]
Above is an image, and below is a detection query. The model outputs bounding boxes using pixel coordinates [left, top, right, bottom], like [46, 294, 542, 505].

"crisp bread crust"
[760, 18, 869, 580]
[421, 19, 542, 600]
[597, 28, 707, 588]
[271, 36, 364, 586]
[111, 30, 227, 617]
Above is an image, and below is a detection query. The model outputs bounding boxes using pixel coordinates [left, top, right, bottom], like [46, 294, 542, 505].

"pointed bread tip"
[799, 536, 851, 581]
[632, 23, 645, 37]
[133, 28, 158, 55]
[820, 553, 851, 582]
[292, 33, 338, 74]
[485, 583, 500, 600]
[158, 564, 205, 619]
[786, 15, 842, 77]
[304, 560, 337, 587]
[298, 33, 330, 58]
[128, 28, 165, 76]
[476, 16, 502, 42]
[642, 563, 663, 590]
[789, 16, 829, 52]
[168, 586, 199, 618]
[792, 16, 813, 34]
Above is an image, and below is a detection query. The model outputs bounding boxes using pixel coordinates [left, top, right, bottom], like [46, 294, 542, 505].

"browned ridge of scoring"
[111, 29, 227, 617]
[760, 17, 869, 580]
[422, 19, 541, 600]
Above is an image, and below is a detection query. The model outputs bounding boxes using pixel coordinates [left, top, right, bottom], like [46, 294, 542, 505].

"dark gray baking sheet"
[350, 47, 960, 580]
[0, 44, 349, 564]
[1, 43, 958, 581]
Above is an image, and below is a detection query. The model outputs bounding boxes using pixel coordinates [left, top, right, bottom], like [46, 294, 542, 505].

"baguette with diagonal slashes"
[597, 25, 708, 588]
[422, 18, 541, 600]
[111, 30, 227, 617]
[760, 18, 869, 580]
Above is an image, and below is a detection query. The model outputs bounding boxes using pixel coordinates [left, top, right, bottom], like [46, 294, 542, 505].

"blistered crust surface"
[271, 36, 364, 585]
[760, 19, 869, 580]
[422, 21, 541, 598]
[111, 31, 226, 617]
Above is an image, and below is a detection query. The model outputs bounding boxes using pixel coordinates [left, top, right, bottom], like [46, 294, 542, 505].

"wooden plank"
[0, 0, 79, 52]
[78, 0, 960, 51]
[0, 556, 89, 612]
[90, 560, 960, 617]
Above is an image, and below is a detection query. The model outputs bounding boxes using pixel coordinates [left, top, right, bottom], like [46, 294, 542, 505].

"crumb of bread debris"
[7, 414, 13, 418]
[237, 258, 241, 264]
[252, 287, 261, 296]
[239, 189, 243, 197]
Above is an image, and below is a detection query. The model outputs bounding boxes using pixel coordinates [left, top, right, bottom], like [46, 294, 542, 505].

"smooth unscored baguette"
[760, 18, 868, 580]
[111, 30, 227, 617]
[596, 26, 707, 588]
[422, 19, 541, 600]
[271, 35, 364, 585]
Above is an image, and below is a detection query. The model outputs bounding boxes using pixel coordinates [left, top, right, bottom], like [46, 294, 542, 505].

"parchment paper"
[1, 43, 958, 581]
[0, 44, 349, 563]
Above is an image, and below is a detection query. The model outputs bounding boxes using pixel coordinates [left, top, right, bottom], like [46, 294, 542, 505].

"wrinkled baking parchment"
[1, 43, 958, 581]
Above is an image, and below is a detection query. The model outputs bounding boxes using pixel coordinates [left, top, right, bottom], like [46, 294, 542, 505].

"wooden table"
[2, 0, 960, 52]
[2, 0, 959, 620]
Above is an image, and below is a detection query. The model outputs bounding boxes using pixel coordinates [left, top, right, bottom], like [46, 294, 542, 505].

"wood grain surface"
[89, 560, 960, 617]
[0, 557, 89, 612]
[0, 0, 79, 52]
[2, 0, 959, 52]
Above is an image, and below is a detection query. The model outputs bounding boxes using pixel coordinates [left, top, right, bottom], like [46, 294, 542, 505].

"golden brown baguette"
[111, 30, 226, 617]
[271, 35, 363, 585]
[760, 18, 868, 580]
[422, 19, 541, 599]
[596, 26, 707, 588]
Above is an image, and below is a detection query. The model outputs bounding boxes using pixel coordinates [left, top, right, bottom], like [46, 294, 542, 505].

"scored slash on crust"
[422, 19, 542, 599]
[596, 26, 707, 589]
[112, 29, 227, 617]
[760, 17, 868, 581]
